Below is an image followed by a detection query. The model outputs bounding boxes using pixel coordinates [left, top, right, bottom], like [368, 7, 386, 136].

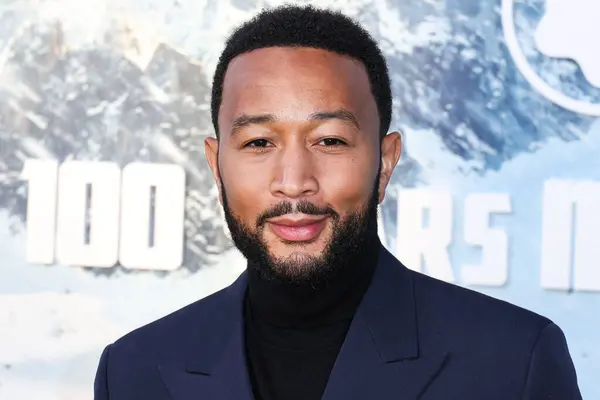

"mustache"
[256, 200, 339, 227]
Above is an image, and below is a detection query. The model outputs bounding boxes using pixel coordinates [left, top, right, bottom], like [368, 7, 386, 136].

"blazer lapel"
[157, 273, 255, 400]
[323, 247, 450, 400]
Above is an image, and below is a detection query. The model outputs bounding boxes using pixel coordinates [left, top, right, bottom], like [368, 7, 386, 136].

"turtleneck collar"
[245, 237, 381, 329]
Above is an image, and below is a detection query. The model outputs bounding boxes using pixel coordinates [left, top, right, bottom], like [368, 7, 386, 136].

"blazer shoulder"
[396, 266, 580, 398]
[110, 281, 236, 352]
[408, 268, 552, 336]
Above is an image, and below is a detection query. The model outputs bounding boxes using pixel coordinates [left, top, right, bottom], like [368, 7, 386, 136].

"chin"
[267, 239, 328, 259]
[268, 253, 325, 282]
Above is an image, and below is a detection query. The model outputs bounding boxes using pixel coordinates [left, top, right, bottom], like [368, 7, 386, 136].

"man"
[94, 5, 581, 399]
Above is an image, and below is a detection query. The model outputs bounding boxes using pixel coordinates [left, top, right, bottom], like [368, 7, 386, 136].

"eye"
[244, 138, 272, 148]
[318, 138, 347, 146]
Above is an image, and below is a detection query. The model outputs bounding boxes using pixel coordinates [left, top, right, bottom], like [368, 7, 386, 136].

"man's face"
[205, 47, 401, 282]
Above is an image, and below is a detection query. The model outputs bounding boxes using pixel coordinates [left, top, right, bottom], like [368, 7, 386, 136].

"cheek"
[220, 159, 269, 222]
[318, 159, 377, 212]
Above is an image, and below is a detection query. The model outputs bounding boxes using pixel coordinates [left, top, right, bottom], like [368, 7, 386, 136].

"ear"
[204, 137, 223, 205]
[378, 131, 402, 203]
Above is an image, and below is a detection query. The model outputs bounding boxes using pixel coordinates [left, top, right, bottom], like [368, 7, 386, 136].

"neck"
[246, 237, 381, 329]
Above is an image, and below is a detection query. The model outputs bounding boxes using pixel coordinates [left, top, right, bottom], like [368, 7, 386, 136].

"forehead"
[218, 47, 378, 133]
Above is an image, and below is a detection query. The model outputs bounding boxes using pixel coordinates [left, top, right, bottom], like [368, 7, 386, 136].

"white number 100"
[21, 160, 186, 271]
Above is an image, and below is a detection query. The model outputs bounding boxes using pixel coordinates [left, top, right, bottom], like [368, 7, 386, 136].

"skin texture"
[205, 47, 402, 280]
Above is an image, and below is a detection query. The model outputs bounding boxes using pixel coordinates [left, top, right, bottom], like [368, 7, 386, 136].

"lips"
[267, 215, 328, 242]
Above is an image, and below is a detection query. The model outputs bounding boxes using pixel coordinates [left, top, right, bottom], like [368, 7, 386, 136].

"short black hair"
[210, 4, 392, 139]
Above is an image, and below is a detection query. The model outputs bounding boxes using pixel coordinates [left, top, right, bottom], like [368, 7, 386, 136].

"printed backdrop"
[0, 0, 598, 398]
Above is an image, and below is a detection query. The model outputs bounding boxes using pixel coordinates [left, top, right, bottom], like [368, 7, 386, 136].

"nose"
[269, 145, 319, 199]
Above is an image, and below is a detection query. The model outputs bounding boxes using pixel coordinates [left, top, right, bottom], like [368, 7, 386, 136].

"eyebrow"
[229, 108, 360, 135]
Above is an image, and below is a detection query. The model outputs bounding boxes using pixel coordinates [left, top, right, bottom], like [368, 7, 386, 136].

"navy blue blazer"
[94, 247, 581, 399]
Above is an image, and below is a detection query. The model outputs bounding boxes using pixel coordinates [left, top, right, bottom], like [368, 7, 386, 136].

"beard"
[220, 171, 381, 287]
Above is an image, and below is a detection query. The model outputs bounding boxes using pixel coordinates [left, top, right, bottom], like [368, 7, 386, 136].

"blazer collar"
[322, 246, 449, 399]
[158, 272, 255, 399]
[358, 246, 420, 361]
[183, 272, 248, 375]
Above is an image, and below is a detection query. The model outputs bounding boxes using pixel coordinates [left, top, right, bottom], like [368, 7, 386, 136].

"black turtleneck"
[243, 239, 380, 400]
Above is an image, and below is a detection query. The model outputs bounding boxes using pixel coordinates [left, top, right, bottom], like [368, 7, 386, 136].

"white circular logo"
[501, 0, 600, 116]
